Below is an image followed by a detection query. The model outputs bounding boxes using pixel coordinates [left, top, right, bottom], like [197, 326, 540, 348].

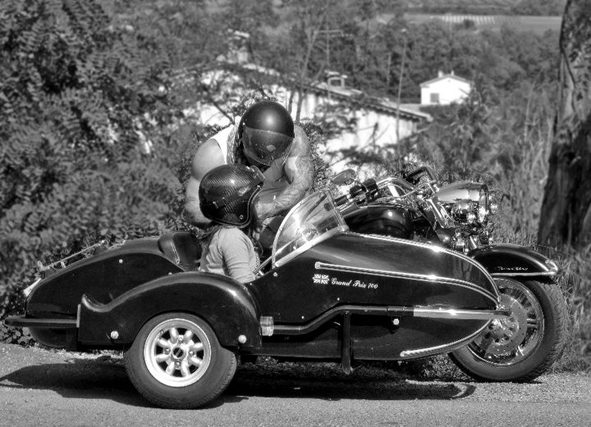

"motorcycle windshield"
[272, 191, 348, 267]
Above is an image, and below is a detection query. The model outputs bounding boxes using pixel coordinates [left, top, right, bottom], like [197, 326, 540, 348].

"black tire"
[451, 278, 568, 382]
[125, 313, 237, 409]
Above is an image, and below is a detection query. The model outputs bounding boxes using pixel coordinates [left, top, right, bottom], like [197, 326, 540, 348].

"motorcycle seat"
[158, 231, 201, 271]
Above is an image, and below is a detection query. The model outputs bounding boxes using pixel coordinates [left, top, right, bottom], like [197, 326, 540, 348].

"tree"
[538, 0, 591, 251]
[538, 0, 591, 249]
[0, 0, 183, 318]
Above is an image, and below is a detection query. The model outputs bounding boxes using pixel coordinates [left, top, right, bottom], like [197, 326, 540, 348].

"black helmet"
[199, 164, 264, 227]
[238, 100, 295, 166]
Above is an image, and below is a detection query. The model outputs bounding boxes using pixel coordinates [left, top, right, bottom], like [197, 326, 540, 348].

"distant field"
[404, 0, 565, 14]
[405, 14, 562, 34]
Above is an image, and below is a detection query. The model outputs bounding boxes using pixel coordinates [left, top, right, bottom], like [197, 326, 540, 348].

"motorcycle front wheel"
[450, 278, 568, 382]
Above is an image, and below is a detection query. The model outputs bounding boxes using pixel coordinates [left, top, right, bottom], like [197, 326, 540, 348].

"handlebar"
[334, 178, 379, 207]
[404, 166, 438, 185]
[333, 168, 440, 209]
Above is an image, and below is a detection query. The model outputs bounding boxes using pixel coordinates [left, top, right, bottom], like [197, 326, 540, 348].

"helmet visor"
[242, 127, 294, 166]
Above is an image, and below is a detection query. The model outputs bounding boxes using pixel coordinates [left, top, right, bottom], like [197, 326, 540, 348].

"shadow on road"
[225, 360, 477, 402]
[0, 356, 476, 407]
[0, 357, 149, 407]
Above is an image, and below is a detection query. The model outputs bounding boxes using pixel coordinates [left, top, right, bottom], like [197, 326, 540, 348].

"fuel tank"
[343, 204, 413, 239]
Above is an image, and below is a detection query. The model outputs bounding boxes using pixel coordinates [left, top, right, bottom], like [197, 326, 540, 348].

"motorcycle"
[4, 187, 566, 409]
[334, 166, 568, 382]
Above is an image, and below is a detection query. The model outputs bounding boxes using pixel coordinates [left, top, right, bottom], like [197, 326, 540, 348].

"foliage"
[110, 0, 217, 70]
[377, 21, 560, 102]
[406, 81, 495, 181]
[0, 0, 185, 321]
[552, 247, 591, 370]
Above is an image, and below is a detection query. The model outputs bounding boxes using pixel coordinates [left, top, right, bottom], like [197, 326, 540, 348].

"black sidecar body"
[5, 191, 517, 409]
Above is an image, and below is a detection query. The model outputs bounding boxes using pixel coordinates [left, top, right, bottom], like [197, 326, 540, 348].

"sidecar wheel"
[451, 278, 567, 382]
[125, 313, 237, 409]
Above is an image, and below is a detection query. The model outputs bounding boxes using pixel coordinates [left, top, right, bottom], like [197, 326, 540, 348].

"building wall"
[188, 70, 427, 171]
[291, 90, 420, 154]
[421, 77, 472, 105]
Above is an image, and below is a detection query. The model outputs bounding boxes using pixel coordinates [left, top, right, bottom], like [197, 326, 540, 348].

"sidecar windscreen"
[271, 191, 348, 267]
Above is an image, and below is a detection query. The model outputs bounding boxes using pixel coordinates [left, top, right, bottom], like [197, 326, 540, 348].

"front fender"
[468, 244, 559, 282]
[78, 272, 261, 349]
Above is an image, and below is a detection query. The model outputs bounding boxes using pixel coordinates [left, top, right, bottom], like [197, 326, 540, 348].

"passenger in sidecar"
[197, 164, 263, 283]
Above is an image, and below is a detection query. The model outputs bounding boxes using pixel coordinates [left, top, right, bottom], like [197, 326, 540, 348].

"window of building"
[430, 93, 440, 104]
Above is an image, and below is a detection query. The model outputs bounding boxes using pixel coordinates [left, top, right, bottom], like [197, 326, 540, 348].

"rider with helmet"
[185, 100, 314, 238]
[198, 164, 264, 283]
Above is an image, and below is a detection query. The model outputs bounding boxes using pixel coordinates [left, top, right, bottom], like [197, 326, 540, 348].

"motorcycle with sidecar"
[4, 188, 567, 409]
[335, 166, 569, 383]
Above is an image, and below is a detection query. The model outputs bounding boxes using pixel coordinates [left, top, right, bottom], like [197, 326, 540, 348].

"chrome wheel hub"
[144, 318, 212, 387]
[469, 278, 545, 366]
[480, 294, 528, 357]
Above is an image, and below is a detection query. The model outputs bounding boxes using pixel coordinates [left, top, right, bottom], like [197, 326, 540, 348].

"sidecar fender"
[468, 244, 559, 282]
[78, 272, 261, 349]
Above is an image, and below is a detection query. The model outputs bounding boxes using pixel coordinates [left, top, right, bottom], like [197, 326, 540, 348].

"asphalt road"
[1, 343, 590, 427]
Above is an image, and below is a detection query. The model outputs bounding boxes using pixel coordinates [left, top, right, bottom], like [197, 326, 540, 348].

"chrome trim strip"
[271, 304, 504, 336]
[273, 226, 348, 268]
[23, 277, 42, 298]
[400, 322, 489, 358]
[315, 261, 499, 305]
[413, 307, 509, 320]
[491, 271, 556, 277]
[358, 232, 500, 298]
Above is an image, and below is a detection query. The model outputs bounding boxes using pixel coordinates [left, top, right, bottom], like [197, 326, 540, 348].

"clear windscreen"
[272, 191, 347, 267]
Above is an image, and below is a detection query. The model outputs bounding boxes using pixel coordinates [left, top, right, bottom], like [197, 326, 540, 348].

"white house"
[420, 71, 472, 105]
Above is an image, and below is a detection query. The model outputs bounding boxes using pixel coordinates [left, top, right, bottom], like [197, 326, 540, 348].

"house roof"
[420, 73, 473, 87]
[302, 81, 431, 122]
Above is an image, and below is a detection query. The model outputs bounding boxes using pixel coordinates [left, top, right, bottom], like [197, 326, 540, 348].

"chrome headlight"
[477, 185, 489, 223]
[438, 182, 495, 226]
[451, 200, 477, 224]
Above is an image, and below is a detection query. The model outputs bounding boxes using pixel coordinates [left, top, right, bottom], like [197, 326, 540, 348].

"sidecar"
[5, 191, 508, 409]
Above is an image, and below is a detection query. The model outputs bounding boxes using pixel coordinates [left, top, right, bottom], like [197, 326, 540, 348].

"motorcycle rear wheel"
[450, 278, 568, 382]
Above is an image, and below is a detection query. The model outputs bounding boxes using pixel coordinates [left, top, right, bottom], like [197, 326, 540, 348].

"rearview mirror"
[331, 169, 356, 186]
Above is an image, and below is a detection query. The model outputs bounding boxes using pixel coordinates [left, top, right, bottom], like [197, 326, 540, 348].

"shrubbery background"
[0, 0, 191, 320]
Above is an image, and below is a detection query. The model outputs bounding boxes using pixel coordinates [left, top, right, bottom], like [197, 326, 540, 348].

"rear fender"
[468, 244, 559, 283]
[78, 272, 261, 349]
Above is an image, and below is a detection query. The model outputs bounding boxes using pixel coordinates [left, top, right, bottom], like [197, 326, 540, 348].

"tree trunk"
[538, 0, 591, 249]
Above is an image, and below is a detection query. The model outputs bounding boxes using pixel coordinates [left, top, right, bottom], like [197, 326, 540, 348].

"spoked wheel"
[125, 313, 237, 408]
[451, 278, 567, 382]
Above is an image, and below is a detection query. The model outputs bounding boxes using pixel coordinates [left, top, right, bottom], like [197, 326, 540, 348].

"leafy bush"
[0, 0, 187, 324]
